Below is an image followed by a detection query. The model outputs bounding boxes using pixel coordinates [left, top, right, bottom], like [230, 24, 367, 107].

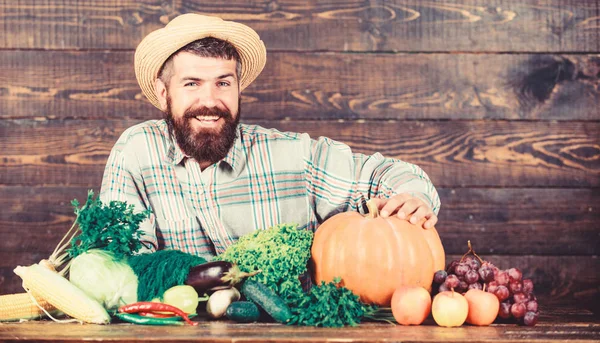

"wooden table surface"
[0, 306, 597, 343]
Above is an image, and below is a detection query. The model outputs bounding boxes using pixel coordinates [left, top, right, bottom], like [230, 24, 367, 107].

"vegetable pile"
[1, 192, 401, 328]
[1, 190, 152, 324]
[2, 189, 544, 329]
[215, 223, 377, 327]
[62, 191, 151, 313]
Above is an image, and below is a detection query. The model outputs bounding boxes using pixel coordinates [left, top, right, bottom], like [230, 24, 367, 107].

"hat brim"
[134, 14, 266, 110]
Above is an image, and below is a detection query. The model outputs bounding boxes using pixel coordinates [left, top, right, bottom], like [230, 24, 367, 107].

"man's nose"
[197, 85, 218, 108]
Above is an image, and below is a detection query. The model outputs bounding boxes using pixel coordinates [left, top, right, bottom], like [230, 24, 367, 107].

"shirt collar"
[221, 125, 244, 173]
[164, 122, 186, 165]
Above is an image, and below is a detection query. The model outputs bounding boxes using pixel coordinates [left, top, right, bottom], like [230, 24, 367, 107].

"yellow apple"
[431, 290, 468, 327]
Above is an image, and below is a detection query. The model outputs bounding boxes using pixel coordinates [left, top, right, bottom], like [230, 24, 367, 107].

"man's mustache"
[183, 106, 232, 120]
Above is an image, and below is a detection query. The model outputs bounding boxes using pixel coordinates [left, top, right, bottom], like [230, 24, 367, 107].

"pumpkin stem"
[365, 199, 379, 218]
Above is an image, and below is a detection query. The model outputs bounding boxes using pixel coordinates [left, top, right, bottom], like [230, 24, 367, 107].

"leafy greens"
[215, 223, 311, 304]
[289, 277, 377, 327]
[48, 190, 151, 275]
[216, 223, 377, 327]
[67, 191, 151, 259]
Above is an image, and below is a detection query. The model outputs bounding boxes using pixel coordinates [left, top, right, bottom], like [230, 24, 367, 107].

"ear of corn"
[13, 263, 111, 324]
[0, 292, 57, 321]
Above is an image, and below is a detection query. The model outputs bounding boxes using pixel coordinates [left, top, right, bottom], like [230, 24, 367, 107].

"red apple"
[391, 286, 432, 325]
[431, 291, 468, 327]
[464, 288, 500, 326]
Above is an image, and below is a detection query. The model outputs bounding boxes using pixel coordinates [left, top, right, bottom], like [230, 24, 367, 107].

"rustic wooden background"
[0, 1, 598, 313]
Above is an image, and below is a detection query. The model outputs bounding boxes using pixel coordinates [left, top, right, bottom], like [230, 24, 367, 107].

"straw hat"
[134, 13, 267, 110]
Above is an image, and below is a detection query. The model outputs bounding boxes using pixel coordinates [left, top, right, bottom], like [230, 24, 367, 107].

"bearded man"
[100, 14, 441, 258]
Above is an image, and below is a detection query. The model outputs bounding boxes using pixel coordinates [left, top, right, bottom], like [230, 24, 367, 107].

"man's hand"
[370, 194, 438, 229]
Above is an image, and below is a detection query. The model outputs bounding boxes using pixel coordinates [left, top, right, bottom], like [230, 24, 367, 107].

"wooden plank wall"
[0, 1, 598, 312]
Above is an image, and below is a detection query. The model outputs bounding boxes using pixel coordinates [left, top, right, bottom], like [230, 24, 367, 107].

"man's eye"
[218, 81, 230, 87]
[184, 82, 198, 87]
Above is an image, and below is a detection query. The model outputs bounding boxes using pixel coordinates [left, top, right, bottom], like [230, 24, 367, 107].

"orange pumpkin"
[311, 199, 445, 306]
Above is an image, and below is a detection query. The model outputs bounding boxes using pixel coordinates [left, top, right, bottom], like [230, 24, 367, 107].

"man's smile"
[192, 116, 223, 128]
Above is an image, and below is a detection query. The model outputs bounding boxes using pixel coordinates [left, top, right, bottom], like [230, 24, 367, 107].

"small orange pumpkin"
[311, 199, 445, 306]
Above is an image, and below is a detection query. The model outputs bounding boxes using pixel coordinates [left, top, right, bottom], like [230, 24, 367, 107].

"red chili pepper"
[118, 302, 197, 326]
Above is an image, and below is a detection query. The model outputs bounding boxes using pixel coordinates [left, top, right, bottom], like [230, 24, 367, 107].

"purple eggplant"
[185, 261, 260, 294]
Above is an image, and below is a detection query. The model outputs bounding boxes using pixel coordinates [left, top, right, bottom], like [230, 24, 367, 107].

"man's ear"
[155, 78, 168, 111]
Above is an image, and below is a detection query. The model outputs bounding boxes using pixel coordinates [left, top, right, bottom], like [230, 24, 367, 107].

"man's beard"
[165, 97, 240, 165]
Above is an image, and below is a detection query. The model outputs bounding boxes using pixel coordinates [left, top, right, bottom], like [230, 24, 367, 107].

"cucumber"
[226, 301, 260, 323]
[240, 280, 292, 323]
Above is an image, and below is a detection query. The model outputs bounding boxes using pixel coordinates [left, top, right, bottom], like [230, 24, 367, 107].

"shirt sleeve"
[99, 132, 158, 252]
[305, 136, 440, 221]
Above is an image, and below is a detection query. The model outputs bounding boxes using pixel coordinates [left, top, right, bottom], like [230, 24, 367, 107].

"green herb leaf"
[67, 190, 151, 259]
[288, 279, 377, 327]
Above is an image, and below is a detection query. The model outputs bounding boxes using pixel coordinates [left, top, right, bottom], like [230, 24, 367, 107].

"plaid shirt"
[100, 119, 440, 260]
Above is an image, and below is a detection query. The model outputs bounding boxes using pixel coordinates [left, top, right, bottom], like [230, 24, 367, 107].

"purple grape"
[513, 292, 528, 304]
[498, 302, 512, 319]
[433, 270, 447, 284]
[511, 302, 527, 319]
[522, 279, 534, 293]
[510, 303, 527, 319]
[495, 285, 510, 301]
[445, 274, 460, 289]
[523, 311, 539, 326]
[486, 281, 499, 293]
[467, 258, 481, 270]
[526, 300, 538, 312]
[455, 263, 470, 276]
[465, 270, 479, 284]
[481, 261, 495, 270]
[509, 280, 524, 294]
[508, 268, 523, 281]
[438, 283, 450, 292]
[478, 266, 494, 283]
[495, 270, 510, 286]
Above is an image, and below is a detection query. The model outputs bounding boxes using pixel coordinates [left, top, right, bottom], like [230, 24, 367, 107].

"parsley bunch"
[67, 190, 151, 259]
[47, 190, 151, 275]
[289, 277, 377, 327]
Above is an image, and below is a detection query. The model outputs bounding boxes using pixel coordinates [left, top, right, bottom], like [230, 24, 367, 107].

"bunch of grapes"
[432, 242, 540, 326]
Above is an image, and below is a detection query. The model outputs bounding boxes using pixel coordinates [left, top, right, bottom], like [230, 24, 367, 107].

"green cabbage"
[69, 249, 138, 310]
